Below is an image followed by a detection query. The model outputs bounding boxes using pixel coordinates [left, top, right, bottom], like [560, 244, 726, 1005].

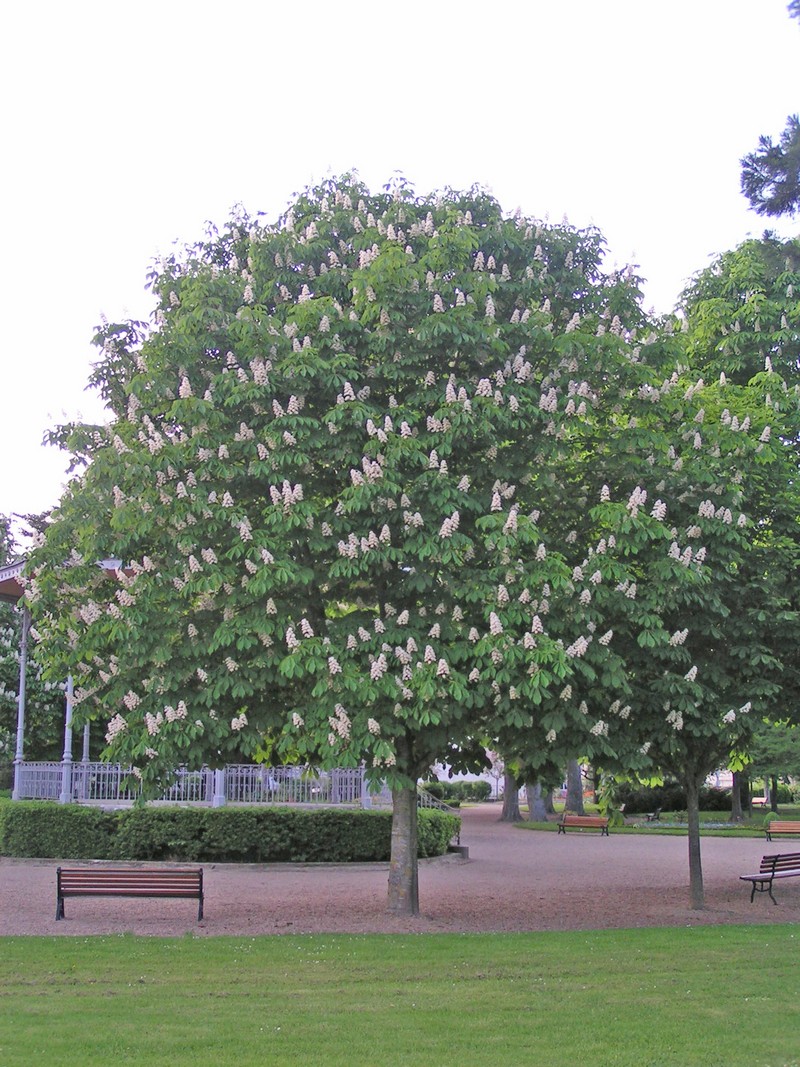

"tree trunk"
[526, 780, 549, 821]
[685, 773, 704, 909]
[730, 770, 744, 822]
[565, 759, 585, 814]
[500, 772, 521, 822]
[544, 787, 555, 815]
[585, 764, 598, 803]
[388, 784, 419, 916]
[771, 775, 780, 813]
[741, 771, 752, 813]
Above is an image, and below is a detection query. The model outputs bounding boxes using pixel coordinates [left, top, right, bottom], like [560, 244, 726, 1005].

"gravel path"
[2, 804, 797, 937]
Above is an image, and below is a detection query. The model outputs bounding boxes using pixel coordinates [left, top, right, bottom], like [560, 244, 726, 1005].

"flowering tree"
[660, 238, 800, 902]
[482, 289, 800, 906]
[27, 177, 785, 914]
[680, 235, 800, 386]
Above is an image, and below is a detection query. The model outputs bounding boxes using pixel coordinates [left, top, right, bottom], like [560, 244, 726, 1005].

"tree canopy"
[26, 176, 800, 912]
[741, 114, 800, 219]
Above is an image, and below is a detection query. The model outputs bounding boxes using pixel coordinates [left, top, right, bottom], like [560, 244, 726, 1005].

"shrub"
[0, 802, 460, 863]
[0, 801, 117, 859]
[612, 782, 734, 814]
[421, 780, 447, 800]
[420, 779, 491, 803]
[113, 807, 212, 861]
[418, 810, 460, 855]
[452, 780, 492, 802]
[613, 782, 684, 814]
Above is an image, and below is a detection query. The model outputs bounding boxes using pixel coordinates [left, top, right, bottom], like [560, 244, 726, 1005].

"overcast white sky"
[1, 0, 798, 533]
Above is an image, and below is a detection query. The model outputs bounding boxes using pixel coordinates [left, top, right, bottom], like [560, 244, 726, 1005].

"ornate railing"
[416, 786, 460, 814]
[12, 761, 394, 808]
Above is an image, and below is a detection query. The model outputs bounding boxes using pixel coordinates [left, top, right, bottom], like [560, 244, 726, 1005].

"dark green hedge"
[613, 782, 753, 814]
[0, 802, 118, 859]
[421, 779, 492, 802]
[0, 802, 460, 863]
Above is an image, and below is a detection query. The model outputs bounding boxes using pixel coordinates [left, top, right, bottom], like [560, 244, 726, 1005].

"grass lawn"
[1, 926, 799, 1066]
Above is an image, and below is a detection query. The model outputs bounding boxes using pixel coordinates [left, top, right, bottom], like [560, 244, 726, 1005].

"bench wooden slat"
[557, 815, 610, 836]
[740, 852, 800, 904]
[56, 867, 204, 921]
[764, 822, 800, 841]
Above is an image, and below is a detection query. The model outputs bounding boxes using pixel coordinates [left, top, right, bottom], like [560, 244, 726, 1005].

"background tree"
[741, 115, 800, 219]
[525, 779, 555, 821]
[565, 758, 585, 815]
[500, 771, 521, 822]
[614, 239, 800, 903]
[680, 235, 800, 386]
[745, 718, 800, 808]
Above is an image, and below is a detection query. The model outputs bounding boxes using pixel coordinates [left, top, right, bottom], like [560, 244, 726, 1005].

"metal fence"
[12, 761, 395, 808]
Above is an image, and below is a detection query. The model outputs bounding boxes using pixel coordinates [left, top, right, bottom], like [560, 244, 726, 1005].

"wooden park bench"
[557, 814, 610, 836]
[740, 852, 800, 904]
[764, 821, 800, 842]
[751, 796, 768, 807]
[645, 807, 662, 822]
[56, 866, 204, 921]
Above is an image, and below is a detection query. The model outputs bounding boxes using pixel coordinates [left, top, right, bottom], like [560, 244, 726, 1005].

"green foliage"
[113, 806, 215, 861]
[680, 234, 800, 386]
[0, 800, 458, 862]
[421, 778, 491, 802]
[740, 114, 800, 218]
[27, 175, 789, 802]
[417, 809, 461, 855]
[0, 801, 117, 858]
[612, 782, 733, 815]
[746, 719, 800, 780]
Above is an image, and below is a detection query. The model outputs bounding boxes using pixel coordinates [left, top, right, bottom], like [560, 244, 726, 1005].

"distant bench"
[764, 821, 800, 842]
[56, 867, 204, 921]
[740, 852, 800, 904]
[751, 797, 768, 807]
[557, 814, 609, 836]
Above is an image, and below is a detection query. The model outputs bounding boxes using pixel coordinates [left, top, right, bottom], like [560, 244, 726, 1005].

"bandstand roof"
[0, 557, 127, 605]
[0, 560, 25, 604]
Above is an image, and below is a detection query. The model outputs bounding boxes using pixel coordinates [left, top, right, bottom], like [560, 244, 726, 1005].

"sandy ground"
[2, 804, 798, 937]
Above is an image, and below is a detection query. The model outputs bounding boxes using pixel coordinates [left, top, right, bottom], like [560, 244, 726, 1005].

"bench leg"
[198, 896, 204, 921]
[749, 879, 778, 904]
[56, 896, 65, 921]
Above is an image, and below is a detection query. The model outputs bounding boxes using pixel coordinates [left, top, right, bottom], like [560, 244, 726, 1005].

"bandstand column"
[212, 768, 227, 807]
[11, 606, 30, 801]
[59, 675, 74, 804]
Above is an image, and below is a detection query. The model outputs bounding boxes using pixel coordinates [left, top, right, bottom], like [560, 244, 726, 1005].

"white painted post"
[59, 676, 74, 804]
[11, 607, 30, 801]
[77, 722, 91, 799]
[360, 766, 372, 809]
[212, 768, 227, 807]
